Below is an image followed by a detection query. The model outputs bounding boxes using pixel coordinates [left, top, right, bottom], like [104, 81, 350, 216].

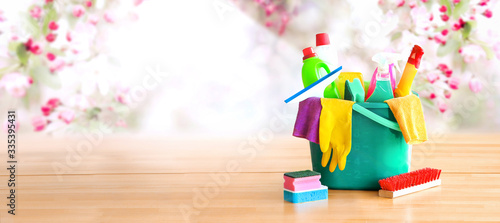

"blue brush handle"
[284, 66, 342, 103]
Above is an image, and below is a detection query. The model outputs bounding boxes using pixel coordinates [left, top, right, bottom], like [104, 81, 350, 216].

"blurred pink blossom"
[452, 18, 466, 31]
[58, 110, 75, 124]
[46, 33, 56, 42]
[66, 32, 72, 42]
[47, 98, 61, 109]
[444, 69, 453, 77]
[0, 72, 32, 98]
[30, 6, 42, 19]
[115, 86, 130, 104]
[483, 9, 492, 18]
[438, 102, 447, 113]
[449, 77, 460, 90]
[85, 1, 92, 7]
[397, 0, 405, 7]
[444, 90, 452, 99]
[439, 5, 447, 12]
[41, 106, 51, 116]
[265, 4, 276, 16]
[429, 93, 436, 99]
[441, 14, 449, 21]
[69, 95, 91, 110]
[460, 44, 485, 63]
[116, 119, 127, 128]
[32, 116, 47, 131]
[410, 6, 431, 34]
[468, 78, 483, 93]
[73, 5, 85, 18]
[493, 42, 500, 60]
[441, 29, 449, 36]
[104, 11, 116, 23]
[408, 1, 417, 8]
[49, 58, 65, 73]
[88, 14, 99, 25]
[437, 63, 448, 71]
[134, 0, 145, 6]
[426, 72, 439, 83]
[46, 52, 56, 61]
[29, 44, 42, 55]
[48, 21, 58, 30]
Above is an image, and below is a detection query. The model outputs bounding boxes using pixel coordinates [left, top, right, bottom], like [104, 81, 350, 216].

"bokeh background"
[1, 0, 499, 138]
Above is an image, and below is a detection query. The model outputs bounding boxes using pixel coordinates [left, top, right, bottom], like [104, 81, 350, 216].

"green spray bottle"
[301, 47, 339, 99]
[365, 53, 395, 102]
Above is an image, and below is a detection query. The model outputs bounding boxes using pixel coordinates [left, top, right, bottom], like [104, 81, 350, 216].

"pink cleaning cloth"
[283, 175, 322, 192]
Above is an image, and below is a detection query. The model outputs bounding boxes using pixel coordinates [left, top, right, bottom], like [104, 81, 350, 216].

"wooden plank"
[0, 173, 499, 222]
[1, 135, 500, 176]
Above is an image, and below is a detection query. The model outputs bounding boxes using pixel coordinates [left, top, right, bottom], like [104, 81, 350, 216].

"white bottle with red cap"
[315, 33, 339, 71]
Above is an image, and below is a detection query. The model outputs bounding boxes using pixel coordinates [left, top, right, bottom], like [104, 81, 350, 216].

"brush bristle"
[379, 168, 442, 192]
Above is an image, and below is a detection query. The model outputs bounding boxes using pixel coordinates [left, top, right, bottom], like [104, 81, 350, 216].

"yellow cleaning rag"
[319, 98, 354, 172]
[385, 94, 428, 144]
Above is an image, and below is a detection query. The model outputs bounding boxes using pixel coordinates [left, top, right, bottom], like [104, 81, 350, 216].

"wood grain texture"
[0, 133, 499, 222]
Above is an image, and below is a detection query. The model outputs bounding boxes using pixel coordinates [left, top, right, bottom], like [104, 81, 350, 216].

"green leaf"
[439, 0, 452, 14]
[391, 32, 402, 41]
[435, 26, 448, 32]
[42, 6, 58, 35]
[21, 83, 41, 109]
[471, 38, 496, 60]
[26, 16, 41, 39]
[16, 43, 29, 66]
[8, 41, 21, 53]
[437, 39, 460, 57]
[423, 0, 433, 10]
[30, 65, 62, 89]
[452, 0, 469, 19]
[421, 97, 435, 108]
[462, 21, 472, 39]
[480, 45, 494, 60]
[87, 107, 102, 119]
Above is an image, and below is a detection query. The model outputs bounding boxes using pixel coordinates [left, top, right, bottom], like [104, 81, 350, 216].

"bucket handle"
[352, 104, 401, 132]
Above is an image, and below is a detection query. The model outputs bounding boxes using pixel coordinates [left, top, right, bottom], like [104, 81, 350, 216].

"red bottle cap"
[407, 45, 424, 69]
[302, 47, 317, 60]
[316, 33, 330, 46]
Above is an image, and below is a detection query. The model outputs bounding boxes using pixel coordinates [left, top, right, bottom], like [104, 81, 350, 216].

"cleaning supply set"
[284, 33, 438, 198]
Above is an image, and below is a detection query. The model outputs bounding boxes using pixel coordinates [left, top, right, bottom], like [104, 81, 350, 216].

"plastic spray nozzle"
[372, 52, 404, 79]
[394, 45, 424, 97]
[372, 54, 390, 80]
[302, 47, 317, 60]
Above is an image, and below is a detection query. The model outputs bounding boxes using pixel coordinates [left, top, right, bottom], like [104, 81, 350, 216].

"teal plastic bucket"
[310, 102, 410, 190]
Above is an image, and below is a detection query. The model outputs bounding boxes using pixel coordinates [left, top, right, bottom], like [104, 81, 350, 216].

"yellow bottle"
[394, 45, 424, 98]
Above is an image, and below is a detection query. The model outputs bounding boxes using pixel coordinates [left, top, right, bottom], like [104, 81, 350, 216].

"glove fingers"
[321, 147, 332, 167]
[329, 144, 338, 172]
[338, 145, 347, 171]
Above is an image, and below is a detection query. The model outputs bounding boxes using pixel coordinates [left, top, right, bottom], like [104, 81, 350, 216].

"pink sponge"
[284, 175, 321, 192]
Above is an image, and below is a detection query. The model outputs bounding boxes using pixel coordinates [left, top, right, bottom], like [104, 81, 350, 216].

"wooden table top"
[1, 133, 499, 222]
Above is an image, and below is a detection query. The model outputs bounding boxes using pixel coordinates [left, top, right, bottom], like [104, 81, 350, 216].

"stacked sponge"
[283, 170, 328, 203]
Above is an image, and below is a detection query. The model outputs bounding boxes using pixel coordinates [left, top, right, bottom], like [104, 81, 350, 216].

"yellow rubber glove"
[319, 98, 354, 172]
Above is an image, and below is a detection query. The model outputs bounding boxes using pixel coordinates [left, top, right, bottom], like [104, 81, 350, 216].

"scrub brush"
[378, 168, 442, 198]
